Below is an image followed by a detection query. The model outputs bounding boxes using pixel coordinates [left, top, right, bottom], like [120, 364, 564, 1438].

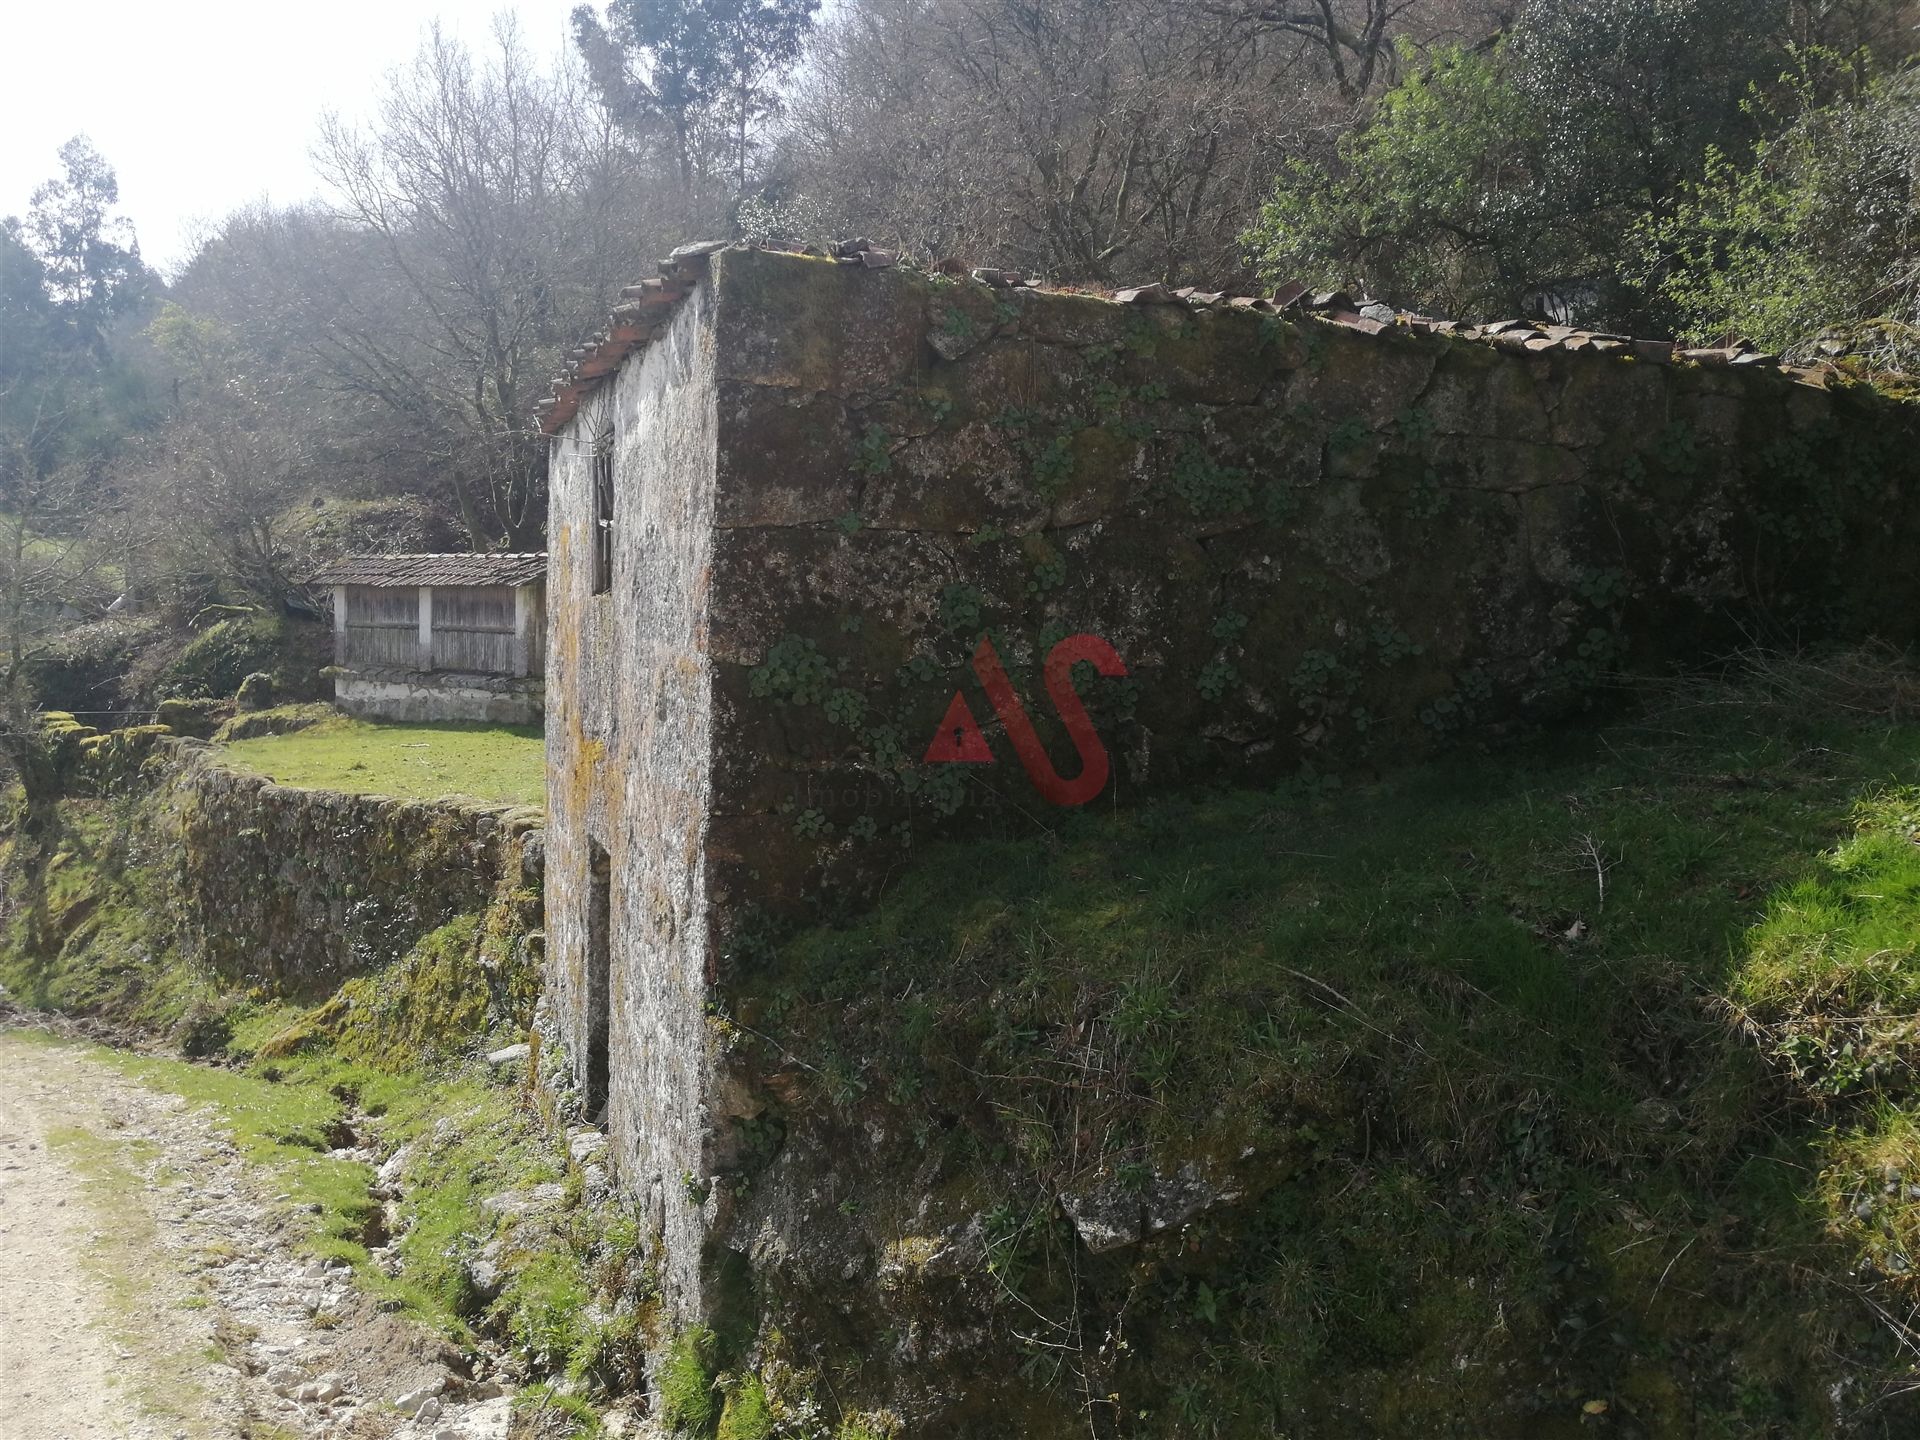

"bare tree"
[779, 0, 1388, 284]
[301, 17, 654, 547]
[1201, 0, 1427, 100]
[121, 304, 322, 605]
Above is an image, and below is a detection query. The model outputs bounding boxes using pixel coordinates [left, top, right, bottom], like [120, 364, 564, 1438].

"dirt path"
[0, 1024, 524, 1440]
[0, 1061, 137, 1439]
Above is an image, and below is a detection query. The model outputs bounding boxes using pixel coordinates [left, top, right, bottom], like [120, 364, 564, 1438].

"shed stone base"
[332, 667, 543, 725]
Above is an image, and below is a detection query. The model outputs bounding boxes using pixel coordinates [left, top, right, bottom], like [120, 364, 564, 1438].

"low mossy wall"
[158, 740, 544, 996]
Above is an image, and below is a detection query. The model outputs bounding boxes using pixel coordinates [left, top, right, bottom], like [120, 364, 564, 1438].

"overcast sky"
[0, 0, 587, 276]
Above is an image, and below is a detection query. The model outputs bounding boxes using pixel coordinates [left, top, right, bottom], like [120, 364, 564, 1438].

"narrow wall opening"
[587, 839, 612, 1119]
[591, 424, 615, 595]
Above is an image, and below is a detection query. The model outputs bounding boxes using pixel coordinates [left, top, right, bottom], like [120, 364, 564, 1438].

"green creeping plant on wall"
[1031, 433, 1077, 500]
[1420, 666, 1496, 733]
[897, 654, 941, 687]
[1574, 567, 1630, 611]
[1197, 658, 1239, 701]
[939, 583, 985, 633]
[1408, 465, 1448, 521]
[749, 636, 834, 706]
[864, 724, 906, 768]
[853, 425, 894, 476]
[1169, 443, 1253, 517]
[1026, 547, 1068, 596]
[1125, 316, 1162, 358]
[1370, 623, 1423, 665]
[898, 764, 967, 817]
[1289, 648, 1344, 702]
[792, 808, 833, 839]
[1394, 406, 1435, 447]
[1262, 482, 1302, 524]
[1654, 420, 1699, 479]
[1328, 416, 1374, 453]
[823, 688, 865, 728]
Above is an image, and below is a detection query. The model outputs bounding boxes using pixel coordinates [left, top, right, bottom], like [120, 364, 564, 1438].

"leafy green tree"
[574, 0, 821, 200]
[13, 136, 146, 353]
[1242, 0, 1891, 324]
[2, 139, 152, 485]
[0, 141, 155, 811]
[0, 226, 56, 391]
[1632, 59, 1920, 364]
[1243, 41, 1551, 317]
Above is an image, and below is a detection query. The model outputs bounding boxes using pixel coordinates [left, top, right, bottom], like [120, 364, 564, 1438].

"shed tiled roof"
[538, 239, 1858, 437]
[311, 553, 547, 588]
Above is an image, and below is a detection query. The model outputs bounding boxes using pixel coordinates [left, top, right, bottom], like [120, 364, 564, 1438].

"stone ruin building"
[534, 239, 1920, 1377]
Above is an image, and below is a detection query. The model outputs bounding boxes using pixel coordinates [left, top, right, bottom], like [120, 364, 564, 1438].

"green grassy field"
[219, 716, 545, 806]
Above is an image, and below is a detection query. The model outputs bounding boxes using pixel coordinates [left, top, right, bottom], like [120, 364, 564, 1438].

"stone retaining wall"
[158, 741, 543, 996]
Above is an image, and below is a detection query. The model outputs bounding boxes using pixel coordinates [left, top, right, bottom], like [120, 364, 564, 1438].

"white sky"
[0, 0, 588, 275]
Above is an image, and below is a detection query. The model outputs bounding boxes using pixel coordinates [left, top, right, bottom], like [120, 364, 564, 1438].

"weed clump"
[659, 1325, 719, 1433]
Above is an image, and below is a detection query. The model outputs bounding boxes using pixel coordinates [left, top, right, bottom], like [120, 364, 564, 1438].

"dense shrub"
[26, 615, 166, 716]
[156, 613, 331, 703]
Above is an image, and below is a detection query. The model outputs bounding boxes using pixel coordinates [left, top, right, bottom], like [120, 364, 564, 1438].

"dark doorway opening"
[586, 840, 612, 1119]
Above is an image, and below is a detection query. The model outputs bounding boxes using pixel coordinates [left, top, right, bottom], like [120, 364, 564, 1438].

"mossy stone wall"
[161, 741, 542, 997]
[692, 249, 1920, 920]
[546, 286, 721, 1329]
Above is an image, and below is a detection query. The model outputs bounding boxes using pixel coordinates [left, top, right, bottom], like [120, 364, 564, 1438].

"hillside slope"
[698, 651, 1920, 1437]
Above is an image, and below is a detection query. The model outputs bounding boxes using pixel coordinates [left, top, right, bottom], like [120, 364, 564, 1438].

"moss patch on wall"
[689, 250, 1920, 922]
[155, 741, 541, 995]
[0, 796, 220, 1029]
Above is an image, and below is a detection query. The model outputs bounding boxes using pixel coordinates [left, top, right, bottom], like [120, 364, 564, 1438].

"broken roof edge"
[535, 240, 730, 437]
[538, 238, 1880, 436]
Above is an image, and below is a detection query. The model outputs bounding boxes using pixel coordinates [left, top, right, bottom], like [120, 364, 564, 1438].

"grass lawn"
[219, 716, 545, 806]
